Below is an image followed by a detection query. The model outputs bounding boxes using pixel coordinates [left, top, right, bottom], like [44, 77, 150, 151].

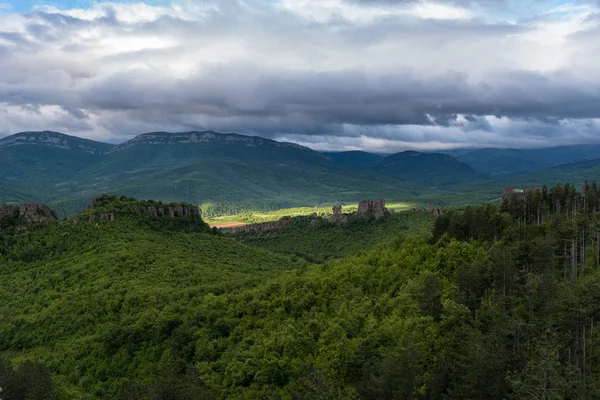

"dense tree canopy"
[3, 185, 600, 398]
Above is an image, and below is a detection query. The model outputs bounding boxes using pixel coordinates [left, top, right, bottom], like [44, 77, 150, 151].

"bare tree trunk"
[581, 228, 585, 275]
[571, 240, 577, 281]
[590, 316, 594, 379]
[564, 242, 568, 279]
[596, 233, 600, 268]
[582, 324, 587, 392]
[576, 326, 581, 372]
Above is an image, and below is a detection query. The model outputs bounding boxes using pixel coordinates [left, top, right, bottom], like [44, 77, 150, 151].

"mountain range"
[2, 130, 600, 216]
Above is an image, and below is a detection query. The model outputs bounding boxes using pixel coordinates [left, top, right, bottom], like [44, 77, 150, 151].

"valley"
[3, 130, 600, 399]
[2, 130, 600, 218]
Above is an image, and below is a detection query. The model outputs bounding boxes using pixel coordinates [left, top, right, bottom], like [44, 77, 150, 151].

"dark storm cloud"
[0, 0, 599, 151]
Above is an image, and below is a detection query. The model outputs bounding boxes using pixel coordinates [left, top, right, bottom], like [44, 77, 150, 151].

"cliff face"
[355, 199, 390, 219]
[0, 203, 58, 231]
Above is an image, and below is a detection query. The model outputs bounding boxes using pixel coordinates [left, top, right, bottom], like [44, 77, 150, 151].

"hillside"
[0, 131, 428, 217]
[453, 144, 600, 177]
[0, 182, 37, 205]
[0, 131, 115, 154]
[0, 197, 303, 398]
[371, 151, 486, 186]
[0, 131, 111, 178]
[0, 132, 114, 207]
[3, 186, 600, 398]
[238, 210, 435, 262]
[323, 151, 382, 167]
[3, 130, 600, 218]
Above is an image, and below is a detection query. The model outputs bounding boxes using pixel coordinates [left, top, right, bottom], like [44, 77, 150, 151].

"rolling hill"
[0, 131, 429, 217]
[371, 151, 486, 186]
[451, 144, 600, 177]
[4, 130, 600, 217]
[323, 150, 383, 167]
[0, 196, 303, 398]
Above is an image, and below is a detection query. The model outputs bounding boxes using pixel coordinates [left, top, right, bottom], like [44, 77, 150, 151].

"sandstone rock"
[355, 199, 390, 220]
[327, 205, 349, 224]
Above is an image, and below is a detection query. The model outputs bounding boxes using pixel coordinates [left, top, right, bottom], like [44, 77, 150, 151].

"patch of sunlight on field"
[386, 202, 413, 212]
[205, 202, 414, 226]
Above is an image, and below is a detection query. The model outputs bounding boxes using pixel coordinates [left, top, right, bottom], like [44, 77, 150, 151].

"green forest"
[3, 184, 600, 398]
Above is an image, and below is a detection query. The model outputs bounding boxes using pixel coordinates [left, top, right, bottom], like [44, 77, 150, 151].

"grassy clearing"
[204, 202, 413, 225]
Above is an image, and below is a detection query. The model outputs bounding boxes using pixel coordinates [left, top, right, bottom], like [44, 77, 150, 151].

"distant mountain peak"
[0, 131, 113, 154]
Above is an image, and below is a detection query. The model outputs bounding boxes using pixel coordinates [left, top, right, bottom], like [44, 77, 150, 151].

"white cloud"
[0, 0, 600, 152]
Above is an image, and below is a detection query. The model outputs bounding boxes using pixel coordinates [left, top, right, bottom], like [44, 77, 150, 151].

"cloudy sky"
[0, 0, 599, 152]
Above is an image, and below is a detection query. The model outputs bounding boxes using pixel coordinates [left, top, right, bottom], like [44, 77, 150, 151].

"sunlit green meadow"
[205, 202, 413, 226]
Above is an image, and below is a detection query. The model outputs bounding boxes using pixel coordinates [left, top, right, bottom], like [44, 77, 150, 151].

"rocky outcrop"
[327, 205, 348, 224]
[355, 199, 390, 220]
[0, 202, 58, 231]
[0, 205, 18, 215]
[78, 195, 201, 222]
[18, 203, 58, 224]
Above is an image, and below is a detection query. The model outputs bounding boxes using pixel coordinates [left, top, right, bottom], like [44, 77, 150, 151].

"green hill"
[238, 210, 435, 262]
[452, 145, 600, 177]
[0, 131, 429, 217]
[4, 186, 600, 398]
[372, 151, 486, 186]
[323, 151, 382, 167]
[0, 197, 303, 398]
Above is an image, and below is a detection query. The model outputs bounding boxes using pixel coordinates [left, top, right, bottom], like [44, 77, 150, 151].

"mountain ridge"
[0, 130, 115, 154]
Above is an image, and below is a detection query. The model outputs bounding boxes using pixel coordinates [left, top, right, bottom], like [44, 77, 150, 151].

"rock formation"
[355, 199, 390, 220]
[327, 205, 348, 224]
[0, 203, 58, 231]
[18, 203, 58, 224]
[79, 195, 201, 222]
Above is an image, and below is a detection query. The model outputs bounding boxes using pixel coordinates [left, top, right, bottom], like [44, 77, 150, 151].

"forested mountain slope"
[323, 150, 383, 167]
[371, 151, 486, 186]
[238, 209, 435, 262]
[0, 131, 427, 217]
[4, 186, 600, 398]
[0, 196, 302, 398]
[451, 144, 600, 177]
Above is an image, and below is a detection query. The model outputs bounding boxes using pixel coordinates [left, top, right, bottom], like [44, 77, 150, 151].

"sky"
[0, 0, 600, 152]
